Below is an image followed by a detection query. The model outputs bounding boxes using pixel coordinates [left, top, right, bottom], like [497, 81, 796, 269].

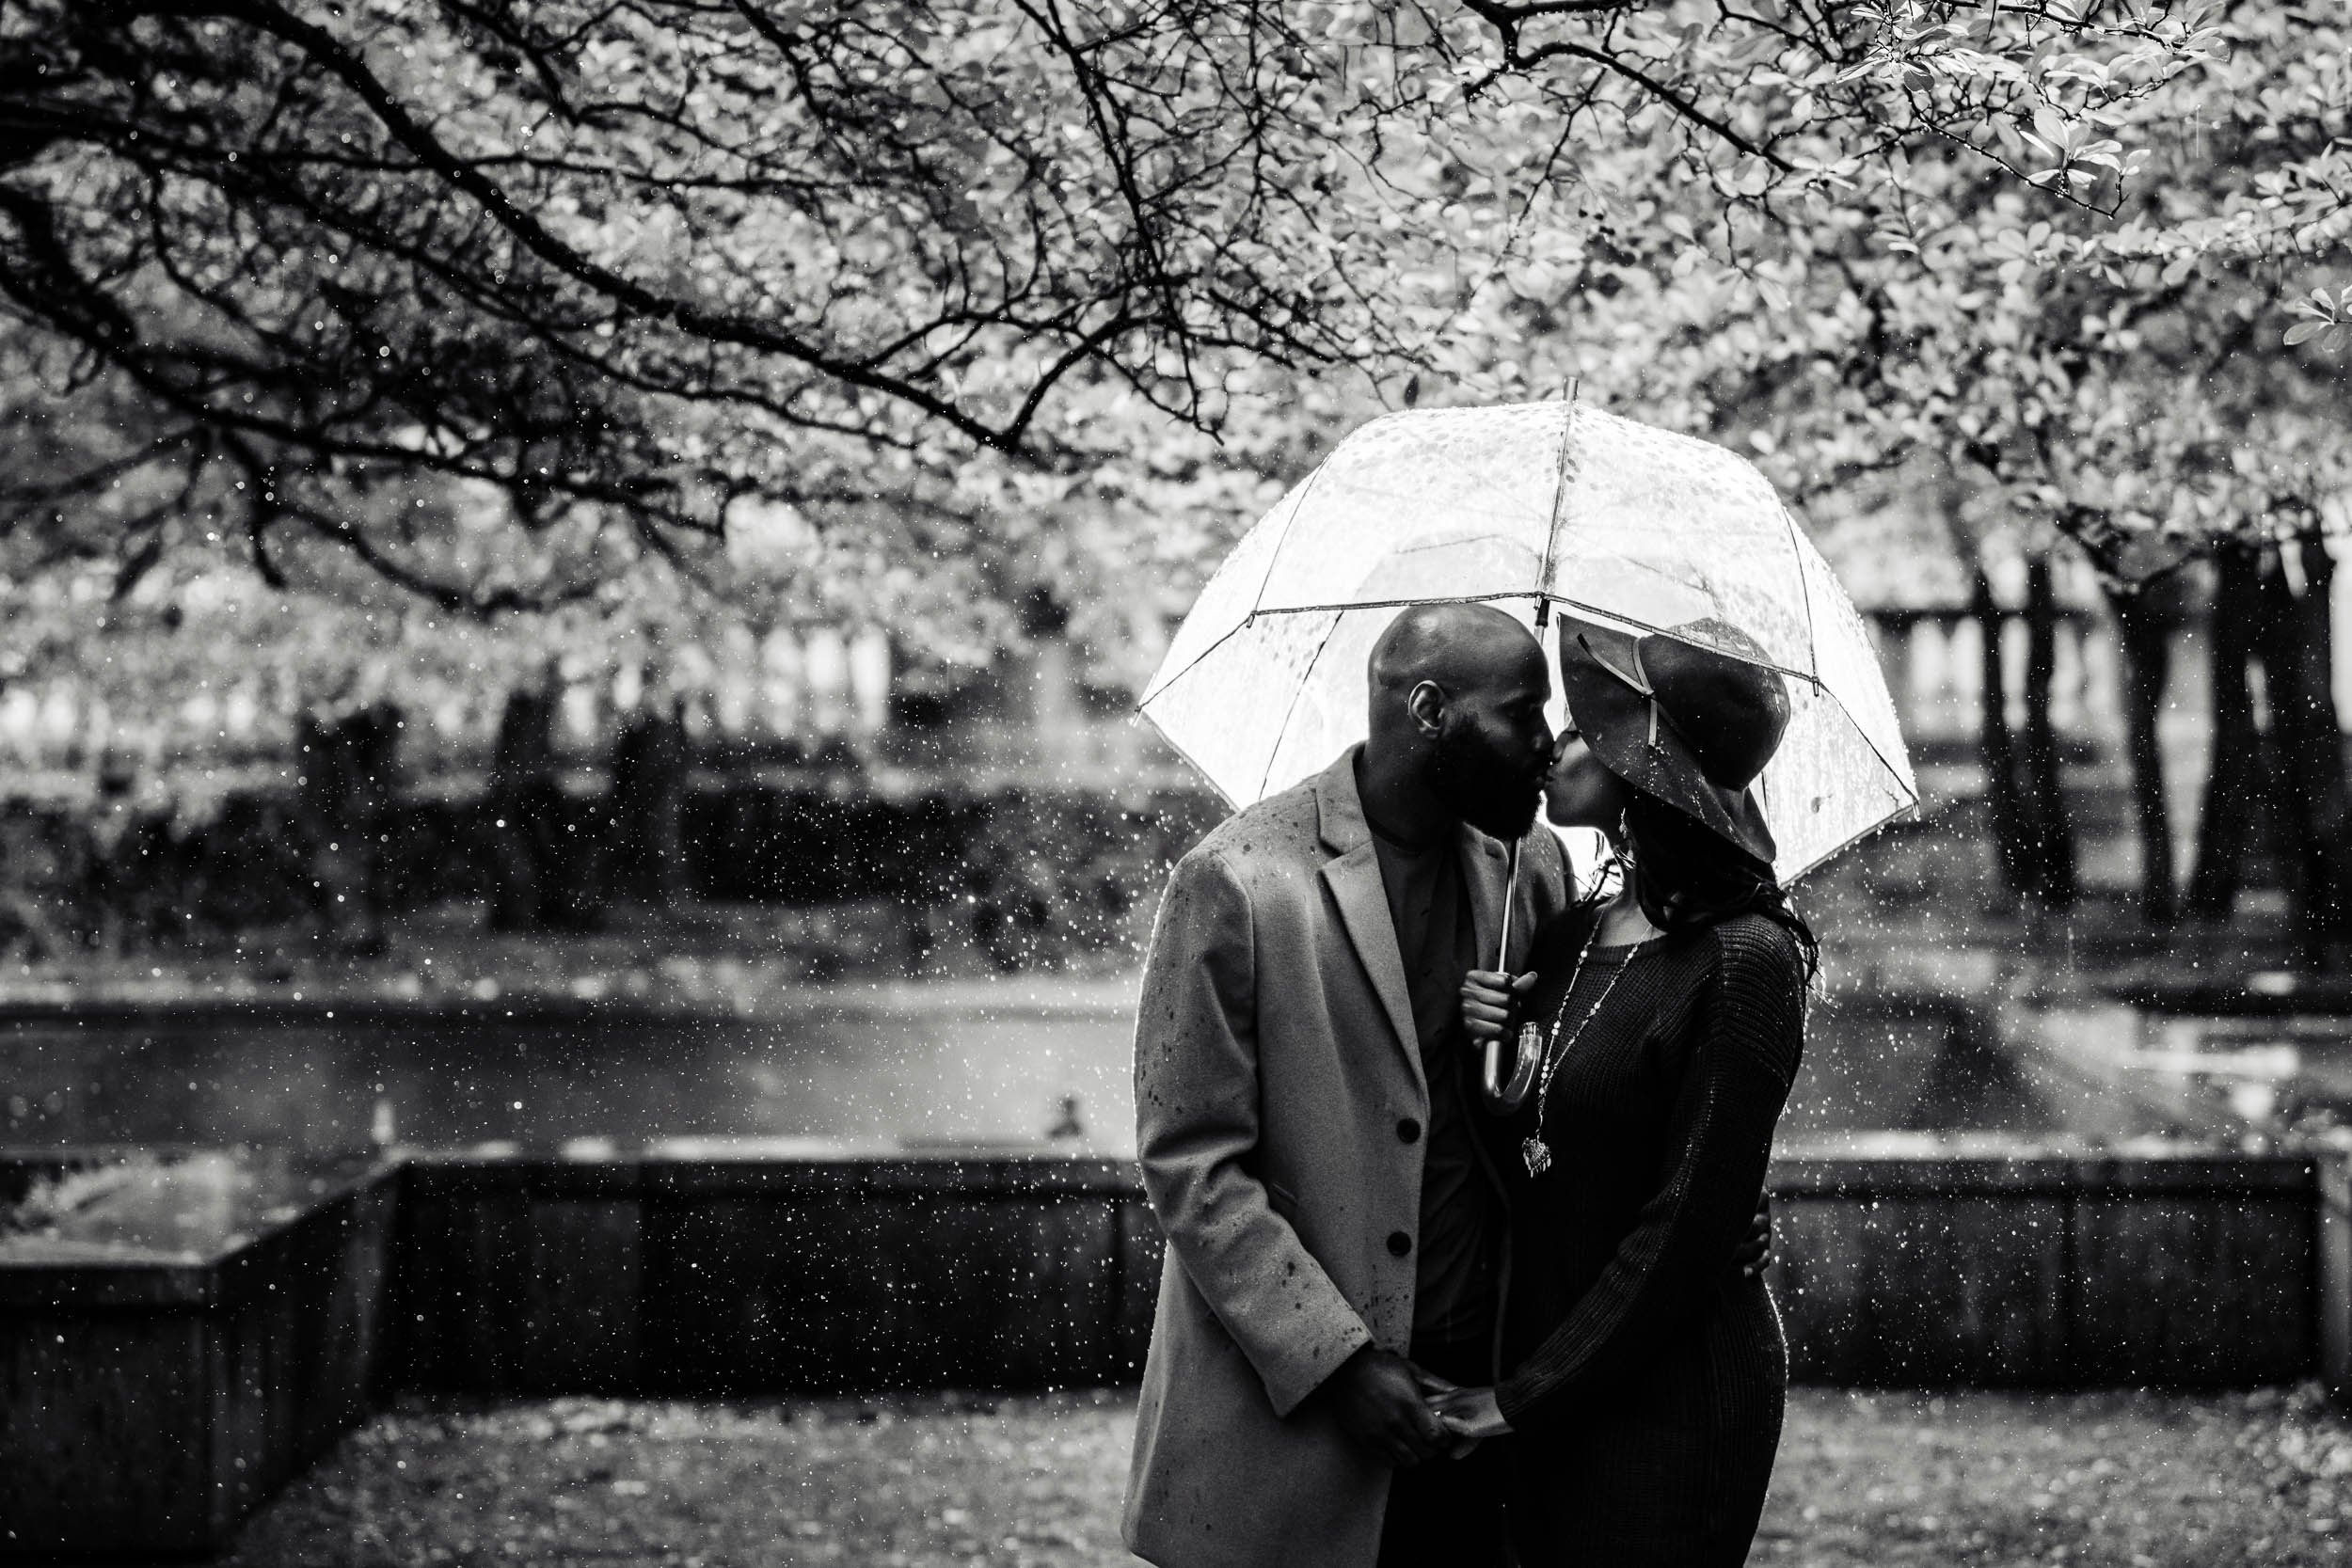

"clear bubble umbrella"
[1138, 397, 1917, 882]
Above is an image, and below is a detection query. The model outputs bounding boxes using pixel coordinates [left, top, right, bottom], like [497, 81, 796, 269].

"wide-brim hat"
[1557, 615, 1791, 867]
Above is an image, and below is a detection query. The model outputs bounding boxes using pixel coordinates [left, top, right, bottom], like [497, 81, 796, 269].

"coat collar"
[1459, 816, 1511, 975]
[1314, 748, 1421, 1094]
[1312, 746, 1374, 856]
[1311, 747, 1518, 1092]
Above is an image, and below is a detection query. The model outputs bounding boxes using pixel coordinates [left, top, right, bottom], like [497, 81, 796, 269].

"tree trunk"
[2187, 546, 2265, 919]
[295, 701, 399, 955]
[2018, 556, 2077, 910]
[610, 703, 691, 906]
[485, 683, 568, 931]
[1975, 570, 2033, 909]
[2253, 532, 2352, 967]
[2106, 581, 2176, 924]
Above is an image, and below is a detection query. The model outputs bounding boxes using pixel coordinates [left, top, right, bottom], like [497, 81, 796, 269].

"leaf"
[1402, 373, 1422, 407]
[2284, 321, 2326, 345]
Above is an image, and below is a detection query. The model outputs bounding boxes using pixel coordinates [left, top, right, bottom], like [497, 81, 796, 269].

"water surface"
[2, 977, 2250, 1157]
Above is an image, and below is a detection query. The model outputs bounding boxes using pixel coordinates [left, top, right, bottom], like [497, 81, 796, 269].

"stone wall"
[389, 1144, 2328, 1395]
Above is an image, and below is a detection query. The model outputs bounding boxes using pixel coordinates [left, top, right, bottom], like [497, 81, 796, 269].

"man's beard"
[1428, 723, 1541, 841]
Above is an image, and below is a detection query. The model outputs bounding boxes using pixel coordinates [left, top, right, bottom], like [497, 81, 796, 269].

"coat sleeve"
[1133, 847, 1374, 1418]
[1496, 918, 1805, 1431]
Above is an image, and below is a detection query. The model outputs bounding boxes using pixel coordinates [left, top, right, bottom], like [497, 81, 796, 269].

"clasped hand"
[1424, 1380, 1511, 1444]
[1322, 1346, 1512, 1467]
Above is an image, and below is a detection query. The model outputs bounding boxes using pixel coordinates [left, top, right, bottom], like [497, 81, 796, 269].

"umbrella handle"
[1483, 842, 1520, 1103]
[1496, 839, 1518, 973]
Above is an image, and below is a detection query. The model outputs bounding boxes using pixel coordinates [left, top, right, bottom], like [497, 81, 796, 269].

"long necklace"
[1518, 912, 1640, 1178]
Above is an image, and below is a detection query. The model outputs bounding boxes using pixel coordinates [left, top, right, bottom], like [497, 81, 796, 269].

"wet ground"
[218, 1386, 2352, 1567]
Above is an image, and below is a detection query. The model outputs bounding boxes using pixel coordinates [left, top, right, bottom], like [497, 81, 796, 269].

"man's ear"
[1406, 679, 1447, 736]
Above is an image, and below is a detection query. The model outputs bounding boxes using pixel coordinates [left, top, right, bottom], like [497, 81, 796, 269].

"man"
[1122, 603, 1570, 1568]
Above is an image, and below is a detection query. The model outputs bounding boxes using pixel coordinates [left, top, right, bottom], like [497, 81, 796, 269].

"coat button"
[1387, 1231, 1412, 1257]
[1396, 1117, 1422, 1144]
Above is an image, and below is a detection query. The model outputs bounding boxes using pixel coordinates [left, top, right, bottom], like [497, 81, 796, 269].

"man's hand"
[1460, 970, 1535, 1045]
[1317, 1345, 1452, 1467]
[1731, 1191, 1774, 1278]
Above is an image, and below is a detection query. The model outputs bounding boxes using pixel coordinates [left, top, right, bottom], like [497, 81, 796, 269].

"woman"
[1432, 616, 1814, 1567]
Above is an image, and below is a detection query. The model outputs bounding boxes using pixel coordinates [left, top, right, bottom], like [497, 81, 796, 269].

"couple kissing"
[1123, 601, 1813, 1568]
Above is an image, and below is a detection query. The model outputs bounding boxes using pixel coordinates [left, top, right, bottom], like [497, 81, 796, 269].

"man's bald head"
[1358, 602, 1553, 840]
[1368, 602, 1545, 708]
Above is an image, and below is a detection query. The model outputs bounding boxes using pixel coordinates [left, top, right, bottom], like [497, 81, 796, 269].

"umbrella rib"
[1138, 617, 1253, 708]
[1787, 504, 1824, 685]
[1179, 594, 1830, 690]
[1839, 705, 1924, 806]
[1139, 592, 1546, 710]
[1143, 590, 1560, 714]
[1784, 621, 1920, 802]
[1258, 610, 1348, 802]
[1783, 800, 1920, 884]
[1248, 444, 1343, 623]
[1208, 594, 1831, 692]
[1236, 591, 1548, 618]
[1772, 700, 1922, 881]
[1539, 594, 1826, 688]
[1133, 696, 1248, 812]
[1767, 499, 1924, 829]
[1785, 558, 1924, 805]
[1537, 396, 1579, 600]
[1139, 451, 1345, 707]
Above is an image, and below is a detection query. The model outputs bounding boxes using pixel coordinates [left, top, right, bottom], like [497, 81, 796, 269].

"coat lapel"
[1313, 751, 1426, 1099]
[1455, 821, 1527, 1228]
[1458, 823, 1512, 976]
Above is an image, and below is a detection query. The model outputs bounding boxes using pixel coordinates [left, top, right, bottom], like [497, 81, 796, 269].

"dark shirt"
[1367, 816, 1499, 1343]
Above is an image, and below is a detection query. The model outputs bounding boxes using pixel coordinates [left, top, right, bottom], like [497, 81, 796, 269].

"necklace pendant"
[1521, 1135, 1552, 1178]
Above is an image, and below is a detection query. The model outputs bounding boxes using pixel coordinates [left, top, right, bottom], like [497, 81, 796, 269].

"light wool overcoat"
[1122, 747, 1573, 1568]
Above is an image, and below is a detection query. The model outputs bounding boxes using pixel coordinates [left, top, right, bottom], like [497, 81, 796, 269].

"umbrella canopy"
[1138, 399, 1917, 881]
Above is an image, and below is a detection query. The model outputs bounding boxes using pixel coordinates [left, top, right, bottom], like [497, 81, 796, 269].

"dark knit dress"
[1485, 906, 1806, 1567]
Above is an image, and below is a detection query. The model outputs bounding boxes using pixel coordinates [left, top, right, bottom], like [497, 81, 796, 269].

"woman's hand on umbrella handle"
[1461, 970, 1534, 1045]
